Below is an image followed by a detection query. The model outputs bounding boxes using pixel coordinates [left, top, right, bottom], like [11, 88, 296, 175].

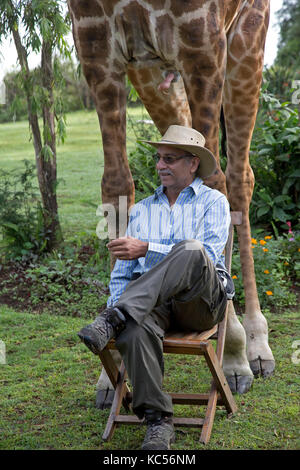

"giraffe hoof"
[95, 389, 115, 409]
[226, 374, 253, 394]
[250, 358, 275, 378]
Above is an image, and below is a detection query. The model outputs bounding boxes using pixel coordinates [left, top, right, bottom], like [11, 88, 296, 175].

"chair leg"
[200, 381, 218, 444]
[199, 341, 237, 444]
[102, 361, 128, 442]
[98, 349, 131, 411]
[202, 341, 237, 415]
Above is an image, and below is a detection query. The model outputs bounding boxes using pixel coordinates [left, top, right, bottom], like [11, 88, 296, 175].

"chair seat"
[163, 324, 218, 348]
[107, 324, 218, 354]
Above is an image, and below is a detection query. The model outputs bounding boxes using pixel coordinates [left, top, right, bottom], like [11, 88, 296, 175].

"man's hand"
[107, 236, 148, 260]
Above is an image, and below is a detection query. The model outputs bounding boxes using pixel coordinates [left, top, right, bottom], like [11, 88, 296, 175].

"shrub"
[250, 88, 300, 232]
[128, 142, 160, 202]
[262, 64, 296, 102]
[23, 244, 110, 317]
[0, 161, 49, 261]
[231, 231, 299, 310]
[127, 112, 160, 202]
[0, 231, 111, 318]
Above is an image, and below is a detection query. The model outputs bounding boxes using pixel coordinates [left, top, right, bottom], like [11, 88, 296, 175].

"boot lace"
[92, 315, 112, 338]
[144, 419, 170, 442]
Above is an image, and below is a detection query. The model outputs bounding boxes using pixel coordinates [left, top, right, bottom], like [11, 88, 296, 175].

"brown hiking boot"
[141, 410, 175, 450]
[78, 307, 126, 354]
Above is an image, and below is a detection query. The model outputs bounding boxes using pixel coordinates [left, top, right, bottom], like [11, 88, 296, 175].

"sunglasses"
[152, 153, 191, 165]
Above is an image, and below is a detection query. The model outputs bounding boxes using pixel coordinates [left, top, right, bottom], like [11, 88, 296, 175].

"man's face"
[155, 145, 199, 191]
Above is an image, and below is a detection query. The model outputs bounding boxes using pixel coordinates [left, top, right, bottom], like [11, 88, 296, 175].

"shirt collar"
[188, 177, 203, 195]
[154, 177, 203, 199]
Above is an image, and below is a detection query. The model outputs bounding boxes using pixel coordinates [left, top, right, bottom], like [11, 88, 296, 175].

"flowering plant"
[231, 230, 299, 310]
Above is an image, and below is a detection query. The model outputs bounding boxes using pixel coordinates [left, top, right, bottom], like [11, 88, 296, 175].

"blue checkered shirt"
[107, 177, 230, 307]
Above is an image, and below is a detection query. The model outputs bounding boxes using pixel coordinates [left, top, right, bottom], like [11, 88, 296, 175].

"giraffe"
[67, 0, 275, 405]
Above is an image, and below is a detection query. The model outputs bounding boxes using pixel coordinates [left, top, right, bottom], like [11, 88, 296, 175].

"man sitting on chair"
[78, 125, 234, 450]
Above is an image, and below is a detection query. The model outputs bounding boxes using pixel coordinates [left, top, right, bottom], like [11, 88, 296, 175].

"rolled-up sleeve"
[202, 195, 231, 265]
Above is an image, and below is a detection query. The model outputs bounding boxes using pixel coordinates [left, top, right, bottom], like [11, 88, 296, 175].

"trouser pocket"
[171, 283, 227, 332]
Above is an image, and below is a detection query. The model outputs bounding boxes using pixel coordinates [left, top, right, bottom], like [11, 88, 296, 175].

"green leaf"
[289, 169, 300, 178]
[258, 191, 272, 204]
[2, 221, 19, 232]
[40, 17, 52, 41]
[264, 134, 276, 145]
[57, 117, 66, 144]
[258, 148, 272, 156]
[274, 195, 290, 203]
[275, 154, 290, 162]
[257, 206, 270, 218]
[272, 206, 289, 222]
[282, 178, 295, 194]
[285, 134, 299, 145]
[284, 127, 298, 134]
[41, 144, 54, 161]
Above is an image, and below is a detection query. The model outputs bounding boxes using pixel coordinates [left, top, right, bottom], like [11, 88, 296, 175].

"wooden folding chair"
[98, 211, 241, 444]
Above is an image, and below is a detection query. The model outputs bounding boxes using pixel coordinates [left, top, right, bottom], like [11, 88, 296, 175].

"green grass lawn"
[0, 107, 149, 237]
[0, 304, 299, 450]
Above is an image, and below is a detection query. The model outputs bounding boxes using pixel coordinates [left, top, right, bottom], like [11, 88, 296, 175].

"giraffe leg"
[81, 73, 133, 407]
[69, 10, 136, 407]
[223, 302, 253, 393]
[127, 65, 191, 133]
[130, 63, 253, 394]
[89, 74, 135, 406]
[177, 34, 227, 194]
[223, 1, 275, 378]
[176, 27, 253, 393]
[69, 5, 135, 211]
[94, 74, 135, 211]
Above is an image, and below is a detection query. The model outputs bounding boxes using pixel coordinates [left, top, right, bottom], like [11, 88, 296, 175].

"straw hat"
[142, 125, 217, 178]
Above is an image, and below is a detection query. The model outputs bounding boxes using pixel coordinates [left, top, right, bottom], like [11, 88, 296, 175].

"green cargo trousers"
[114, 239, 227, 419]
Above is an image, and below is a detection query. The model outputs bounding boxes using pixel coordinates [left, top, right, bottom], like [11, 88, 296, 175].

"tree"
[275, 0, 300, 71]
[0, 0, 71, 250]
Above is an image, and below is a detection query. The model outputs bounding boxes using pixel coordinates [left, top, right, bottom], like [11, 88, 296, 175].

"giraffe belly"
[113, 2, 177, 70]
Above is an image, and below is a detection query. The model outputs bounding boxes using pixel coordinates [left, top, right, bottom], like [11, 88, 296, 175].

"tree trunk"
[41, 40, 63, 249]
[11, 27, 62, 250]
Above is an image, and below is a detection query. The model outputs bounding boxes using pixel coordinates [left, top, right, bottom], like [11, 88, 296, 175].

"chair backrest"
[225, 211, 242, 274]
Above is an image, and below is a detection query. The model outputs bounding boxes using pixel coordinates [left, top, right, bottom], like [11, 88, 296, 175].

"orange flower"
[298, 248, 300, 252]
[264, 270, 270, 274]
[263, 248, 269, 252]
[251, 238, 257, 244]
[284, 261, 289, 266]
[260, 240, 267, 245]
[266, 291, 273, 296]
[265, 236, 272, 240]
[232, 275, 237, 279]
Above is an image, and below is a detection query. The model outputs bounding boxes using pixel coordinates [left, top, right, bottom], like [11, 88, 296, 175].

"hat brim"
[140, 140, 217, 178]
